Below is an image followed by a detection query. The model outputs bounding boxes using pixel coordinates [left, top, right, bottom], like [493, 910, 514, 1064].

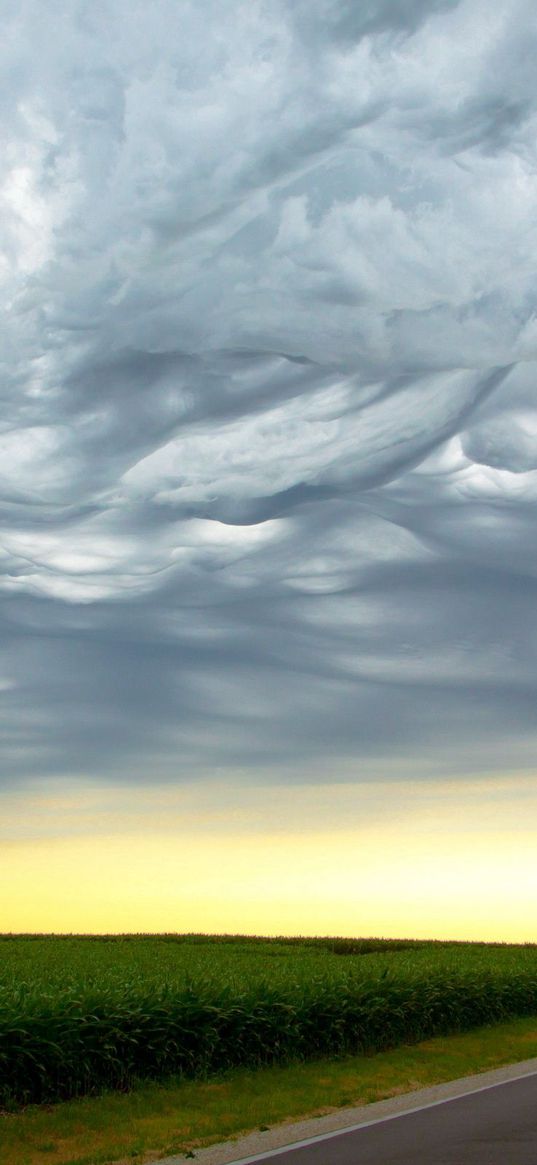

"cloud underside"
[2, 0, 537, 782]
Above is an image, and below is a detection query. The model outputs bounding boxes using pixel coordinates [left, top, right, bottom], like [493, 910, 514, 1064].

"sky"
[2, 0, 537, 939]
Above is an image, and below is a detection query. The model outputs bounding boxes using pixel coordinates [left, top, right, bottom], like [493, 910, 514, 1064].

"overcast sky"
[2, 0, 537, 795]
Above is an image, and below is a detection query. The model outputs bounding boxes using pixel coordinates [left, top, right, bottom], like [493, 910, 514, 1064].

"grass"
[3, 935, 537, 1106]
[1, 1013, 537, 1165]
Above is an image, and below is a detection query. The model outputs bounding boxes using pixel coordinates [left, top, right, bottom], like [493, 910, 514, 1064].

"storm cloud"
[2, 0, 537, 785]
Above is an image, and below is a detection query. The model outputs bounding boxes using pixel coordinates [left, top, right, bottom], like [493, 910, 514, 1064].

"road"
[230, 1072, 537, 1165]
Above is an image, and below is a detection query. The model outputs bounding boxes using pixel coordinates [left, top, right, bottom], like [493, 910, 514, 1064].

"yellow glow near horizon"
[2, 773, 537, 940]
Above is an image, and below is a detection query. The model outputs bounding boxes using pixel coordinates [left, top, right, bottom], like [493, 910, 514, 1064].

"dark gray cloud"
[2, 0, 537, 787]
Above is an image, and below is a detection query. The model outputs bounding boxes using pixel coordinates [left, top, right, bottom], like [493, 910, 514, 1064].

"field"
[2, 934, 537, 1108]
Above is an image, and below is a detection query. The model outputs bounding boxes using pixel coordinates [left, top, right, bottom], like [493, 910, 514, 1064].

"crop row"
[2, 963, 537, 1106]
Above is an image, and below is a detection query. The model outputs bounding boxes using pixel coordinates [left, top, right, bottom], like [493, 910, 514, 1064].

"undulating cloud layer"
[2, 0, 537, 786]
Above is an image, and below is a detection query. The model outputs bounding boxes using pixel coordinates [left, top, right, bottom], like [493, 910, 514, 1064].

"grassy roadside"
[3, 1014, 537, 1165]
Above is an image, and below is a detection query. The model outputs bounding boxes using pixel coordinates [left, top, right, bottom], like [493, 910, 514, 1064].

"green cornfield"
[1, 933, 537, 1107]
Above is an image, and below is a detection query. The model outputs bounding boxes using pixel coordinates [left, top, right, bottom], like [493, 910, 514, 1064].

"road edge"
[152, 1055, 537, 1165]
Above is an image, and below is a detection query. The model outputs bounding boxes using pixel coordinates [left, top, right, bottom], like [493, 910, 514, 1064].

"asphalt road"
[232, 1073, 537, 1165]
